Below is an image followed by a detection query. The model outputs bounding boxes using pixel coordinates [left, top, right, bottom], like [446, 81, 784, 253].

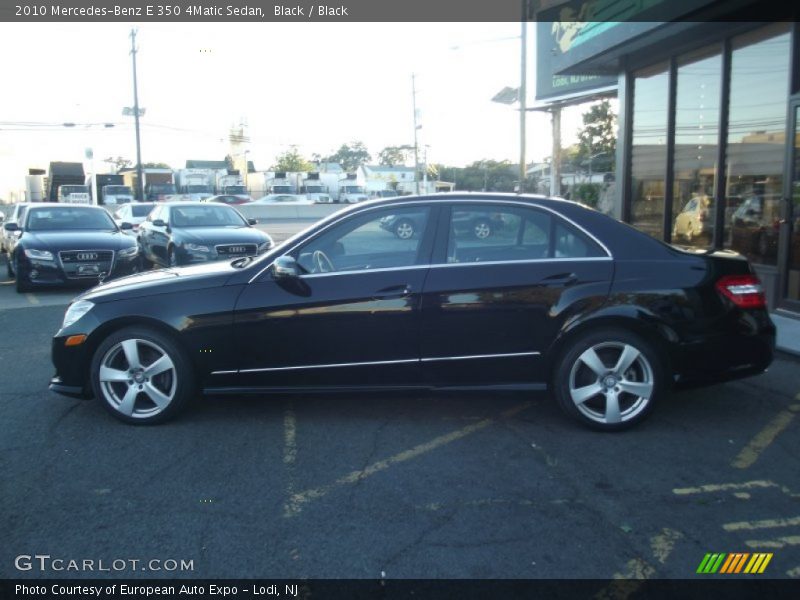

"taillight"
[715, 274, 767, 309]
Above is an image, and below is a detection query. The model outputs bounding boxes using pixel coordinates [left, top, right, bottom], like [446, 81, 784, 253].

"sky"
[0, 22, 590, 199]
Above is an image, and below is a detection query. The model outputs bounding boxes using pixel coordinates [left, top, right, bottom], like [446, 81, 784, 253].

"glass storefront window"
[672, 47, 721, 248]
[630, 62, 669, 239]
[724, 24, 791, 266]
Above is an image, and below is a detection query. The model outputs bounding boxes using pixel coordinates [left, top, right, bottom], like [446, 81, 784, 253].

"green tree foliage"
[271, 147, 312, 172]
[577, 99, 617, 173]
[378, 145, 413, 167]
[441, 160, 518, 192]
[104, 156, 132, 172]
[140, 162, 172, 169]
[323, 141, 372, 172]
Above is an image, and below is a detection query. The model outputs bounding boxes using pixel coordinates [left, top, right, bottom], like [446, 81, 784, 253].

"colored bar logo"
[697, 553, 773, 574]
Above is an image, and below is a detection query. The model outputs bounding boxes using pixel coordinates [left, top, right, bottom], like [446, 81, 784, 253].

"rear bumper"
[671, 312, 776, 386]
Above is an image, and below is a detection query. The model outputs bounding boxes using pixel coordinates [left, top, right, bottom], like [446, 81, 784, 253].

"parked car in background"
[672, 194, 713, 242]
[49, 193, 773, 430]
[252, 194, 313, 205]
[112, 202, 157, 234]
[137, 202, 272, 268]
[204, 194, 252, 206]
[1, 202, 30, 256]
[4, 203, 140, 293]
[730, 194, 781, 258]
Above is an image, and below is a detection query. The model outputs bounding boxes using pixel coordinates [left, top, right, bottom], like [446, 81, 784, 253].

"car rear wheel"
[553, 328, 662, 431]
[90, 327, 194, 424]
[473, 219, 492, 239]
[394, 218, 415, 239]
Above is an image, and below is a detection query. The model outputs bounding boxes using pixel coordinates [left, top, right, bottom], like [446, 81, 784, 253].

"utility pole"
[551, 107, 561, 196]
[130, 28, 144, 201]
[412, 73, 420, 195]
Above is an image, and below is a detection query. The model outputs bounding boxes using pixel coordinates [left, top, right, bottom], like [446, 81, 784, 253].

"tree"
[576, 99, 617, 173]
[140, 162, 172, 169]
[323, 141, 371, 172]
[104, 156, 132, 172]
[271, 147, 312, 172]
[378, 145, 413, 167]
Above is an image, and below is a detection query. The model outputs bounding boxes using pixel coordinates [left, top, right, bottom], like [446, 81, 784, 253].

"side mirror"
[4, 222, 19, 232]
[120, 222, 133, 230]
[248, 218, 258, 226]
[153, 219, 166, 227]
[272, 255, 299, 279]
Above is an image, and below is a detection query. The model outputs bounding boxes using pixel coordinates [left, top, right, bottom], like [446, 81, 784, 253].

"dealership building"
[536, 1, 800, 330]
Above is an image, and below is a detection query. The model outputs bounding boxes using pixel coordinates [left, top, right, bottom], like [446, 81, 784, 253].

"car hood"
[23, 230, 135, 251]
[79, 260, 239, 303]
[176, 227, 269, 245]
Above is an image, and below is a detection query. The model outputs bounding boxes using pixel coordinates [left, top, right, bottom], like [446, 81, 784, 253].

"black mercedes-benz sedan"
[5, 203, 140, 293]
[137, 202, 272, 268]
[49, 194, 775, 430]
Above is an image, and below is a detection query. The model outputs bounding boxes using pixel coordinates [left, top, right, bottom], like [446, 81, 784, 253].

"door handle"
[372, 284, 413, 299]
[541, 272, 578, 286]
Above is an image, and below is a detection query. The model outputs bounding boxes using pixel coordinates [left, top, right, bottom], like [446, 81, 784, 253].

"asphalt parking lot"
[1, 223, 799, 582]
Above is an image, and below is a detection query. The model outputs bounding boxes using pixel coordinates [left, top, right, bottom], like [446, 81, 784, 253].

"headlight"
[62, 300, 94, 329]
[184, 243, 210, 252]
[118, 245, 139, 258]
[24, 248, 54, 261]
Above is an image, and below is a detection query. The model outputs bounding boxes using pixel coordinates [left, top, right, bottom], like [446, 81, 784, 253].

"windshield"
[59, 186, 89, 195]
[271, 185, 294, 193]
[224, 186, 247, 194]
[26, 207, 117, 231]
[343, 186, 365, 194]
[105, 186, 131, 195]
[149, 184, 177, 194]
[305, 185, 325, 193]
[131, 204, 155, 217]
[170, 205, 247, 228]
[187, 185, 212, 193]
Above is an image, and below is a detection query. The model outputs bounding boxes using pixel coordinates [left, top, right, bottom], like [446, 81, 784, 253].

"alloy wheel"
[568, 341, 654, 426]
[474, 221, 492, 239]
[395, 220, 414, 239]
[98, 338, 177, 420]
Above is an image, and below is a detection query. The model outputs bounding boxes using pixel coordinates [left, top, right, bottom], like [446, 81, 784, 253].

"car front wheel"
[553, 328, 662, 431]
[90, 326, 194, 424]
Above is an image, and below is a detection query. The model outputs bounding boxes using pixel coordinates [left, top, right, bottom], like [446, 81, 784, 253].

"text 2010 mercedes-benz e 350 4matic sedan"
[50, 194, 775, 430]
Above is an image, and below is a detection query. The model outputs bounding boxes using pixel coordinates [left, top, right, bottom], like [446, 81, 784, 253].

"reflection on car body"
[49, 193, 775, 432]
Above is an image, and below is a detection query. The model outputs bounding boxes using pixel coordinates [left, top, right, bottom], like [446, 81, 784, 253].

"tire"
[168, 247, 179, 267]
[89, 326, 194, 424]
[12, 254, 32, 293]
[394, 218, 415, 240]
[553, 328, 663, 431]
[473, 219, 492, 240]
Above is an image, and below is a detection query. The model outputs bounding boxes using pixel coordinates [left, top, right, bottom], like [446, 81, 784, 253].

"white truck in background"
[175, 169, 215, 201]
[297, 172, 332, 203]
[215, 170, 248, 197]
[336, 173, 368, 204]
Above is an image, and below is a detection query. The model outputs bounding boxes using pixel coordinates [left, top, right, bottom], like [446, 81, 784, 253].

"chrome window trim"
[248, 198, 612, 284]
[213, 350, 541, 375]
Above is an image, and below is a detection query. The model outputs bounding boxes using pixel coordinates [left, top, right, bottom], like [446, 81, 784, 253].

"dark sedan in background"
[50, 193, 774, 431]
[4, 203, 140, 293]
[137, 202, 272, 267]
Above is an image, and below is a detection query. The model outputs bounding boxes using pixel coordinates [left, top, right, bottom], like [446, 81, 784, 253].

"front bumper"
[18, 252, 140, 288]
